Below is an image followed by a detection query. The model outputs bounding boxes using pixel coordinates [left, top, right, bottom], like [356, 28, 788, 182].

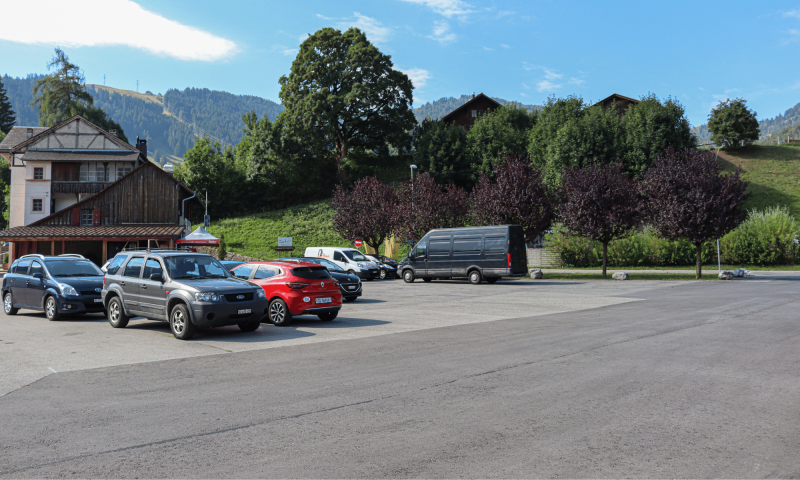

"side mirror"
[33, 273, 43, 280]
[150, 273, 164, 282]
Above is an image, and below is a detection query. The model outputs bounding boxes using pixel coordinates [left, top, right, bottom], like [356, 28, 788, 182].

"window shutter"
[72, 208, 80, 226]
[93, 209, 101, 226]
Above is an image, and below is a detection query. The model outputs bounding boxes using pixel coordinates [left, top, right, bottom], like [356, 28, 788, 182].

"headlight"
[256, 288, 266, 298]
[58, 283, 78, 296]
[357, 262, 366, 268]
[194, 292, 219, 302]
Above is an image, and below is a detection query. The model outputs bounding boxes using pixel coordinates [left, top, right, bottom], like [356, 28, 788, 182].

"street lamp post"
[410, 164, 417, 243]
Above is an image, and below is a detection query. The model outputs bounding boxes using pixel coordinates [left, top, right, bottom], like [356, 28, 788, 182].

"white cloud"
[568, 77, 585, 86]
[521, 83, 530, 89]
[543, 68, 563, 81]
[282, 49, 299, 56]
[783, 9, 800, 18]
[483, 46, 494, 51]
[496, 10, 515, 18]
[519, 92, 529, 97]
[399, 0, 474, 17]
[428, 21, 457, 44]
[500, 43, 511, 49]
[537, 80, 561, 92]
[335, 12, 392, 44]
[401, 68, 431, 88]
[0, 0, 237, 61]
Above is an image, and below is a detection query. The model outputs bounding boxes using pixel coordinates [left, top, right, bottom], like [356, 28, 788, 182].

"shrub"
[721, 206, 799, 265]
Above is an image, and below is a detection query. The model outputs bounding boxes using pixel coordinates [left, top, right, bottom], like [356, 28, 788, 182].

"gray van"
[398, 225, 528, 284]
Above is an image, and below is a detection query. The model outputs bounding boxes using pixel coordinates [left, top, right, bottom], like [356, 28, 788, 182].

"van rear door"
[508, 225, 528, 274]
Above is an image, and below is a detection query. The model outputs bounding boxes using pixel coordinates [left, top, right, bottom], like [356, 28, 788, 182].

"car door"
[250, 265, 280, 294]
[138, 257, 168, 319]
[427, 235, 453, 277]
[9, 259, 30, 306]
[120, 256, 145, 314]
[25, 260, 47, 308]
[410, 243, 427, 276]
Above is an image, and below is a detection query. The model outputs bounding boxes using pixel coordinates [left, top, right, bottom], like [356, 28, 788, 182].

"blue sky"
[1, 0, 799, 127]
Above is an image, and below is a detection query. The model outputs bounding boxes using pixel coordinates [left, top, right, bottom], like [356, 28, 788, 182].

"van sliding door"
[427, 236, 452, 277]
[451, 236, 482, 277]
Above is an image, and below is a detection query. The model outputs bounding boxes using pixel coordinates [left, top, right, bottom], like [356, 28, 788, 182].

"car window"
[142, 259, 164, 279]
[14, 259, 31, 275]
[29, 261, 45, 277]
[292, 266, 332, 280]
[343, 250, 368, 261]
[123, 257, 144, 278]
[106, 255, 128, 275]
[485, 236, 506, 251]
[44, 260, 104, 277]
[254, 265, 278, 279]
[317, 258, 343, 272]
[163, 255, 229, 279]
[333, 251, 345, 262]
[413, 244, 427, 257]
[231, 264, 255, 280]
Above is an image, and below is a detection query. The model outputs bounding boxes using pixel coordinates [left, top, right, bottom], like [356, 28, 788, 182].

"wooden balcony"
[51, 181, 111, 195]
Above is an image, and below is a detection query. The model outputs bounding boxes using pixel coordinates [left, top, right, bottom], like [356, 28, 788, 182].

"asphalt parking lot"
[2, 276, 799, 478]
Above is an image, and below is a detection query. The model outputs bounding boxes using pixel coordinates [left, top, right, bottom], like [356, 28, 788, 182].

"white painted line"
[48, 367, 57, 373]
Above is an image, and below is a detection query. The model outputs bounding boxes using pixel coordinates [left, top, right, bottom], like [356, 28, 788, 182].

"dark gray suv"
[101, 250, 269, 340]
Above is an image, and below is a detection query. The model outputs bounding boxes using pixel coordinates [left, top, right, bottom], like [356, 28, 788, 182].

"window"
[81, 210, 94, 226]
[471, 110, 477, 118]
[32, 199, 43, 212]
[123, 257, 144, 278]
[343, 250, 368, 261]
[96, 165, 106, 182]
[33, 167, 44, 180]
[13, 259, 31, 275]
[291, 266, 331, 280]
[413, 244, 427, 258]
[333, 251, 345, 262]
[453, 237, 482, 252]
[254, 265, 279, 279]
[164, 255, 228, 279]
[29, 261, 44, 278]
[142, 259, 164, 279]
[106, 255, 128, 275]
[231, 264, 255, 279]
[485, 236, 506, 251]
[44, 259, 103, 277]
[117, 164, 132, 179]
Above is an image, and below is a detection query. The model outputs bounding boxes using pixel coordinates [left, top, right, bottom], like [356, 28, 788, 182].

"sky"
[1, 0, 799, 127]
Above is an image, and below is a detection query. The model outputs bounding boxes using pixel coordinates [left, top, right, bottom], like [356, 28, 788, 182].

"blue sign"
[204, 215, 210, 228]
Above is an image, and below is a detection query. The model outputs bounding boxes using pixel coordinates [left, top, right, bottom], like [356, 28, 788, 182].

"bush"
[721, 206, 799, 265]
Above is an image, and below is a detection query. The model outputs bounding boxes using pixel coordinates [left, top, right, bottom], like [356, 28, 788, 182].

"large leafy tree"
[412, 118, 471, 188]
[468, 104, 536, 177]
[707, 98, 760, 149]
[559, 164, 641, 278]
[278, 27, 416, 182]
[527, 96, 585, 171]
[621, 94, 696, 175]
[331, 176, 399, 251]
[642, 148, 749, 278]
[0, 78, 15, 134]
[470, 155, 555, 242]
[396, 172, 469, 241]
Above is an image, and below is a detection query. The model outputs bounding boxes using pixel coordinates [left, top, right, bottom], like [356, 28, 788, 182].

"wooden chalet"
[0, 161, 203, 266]
[594, 93, 640, 116]
[442, 93, 502, 131]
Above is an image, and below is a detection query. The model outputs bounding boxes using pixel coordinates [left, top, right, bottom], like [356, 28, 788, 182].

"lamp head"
[410, 164, 417, 169]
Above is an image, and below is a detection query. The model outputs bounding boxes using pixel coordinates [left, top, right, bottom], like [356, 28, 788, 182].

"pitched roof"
[0, 224, 186, 239]
[441, 93, 502, 121]
[594, 93, 640, 106]
[0, 127, 48, 152]
[10, 115, 138, 154]
[20, 150, 141, 162]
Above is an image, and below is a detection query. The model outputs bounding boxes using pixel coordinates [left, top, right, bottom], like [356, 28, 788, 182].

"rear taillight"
[286, 282, 310, 289]
[331, 279, 340, 286]
[102, 277, 105, 289]
[507, 253, 512, 268]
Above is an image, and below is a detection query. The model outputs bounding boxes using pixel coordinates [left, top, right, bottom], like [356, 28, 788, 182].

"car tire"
[347, 270, 356, 275]
[469, 270, 483, 285]
[170, 303, 195, 340]
[486, 277, 499, 284]
[238, 321, 260, 332]
[3, 292, 18, 315]
[44, 295, 61, 321]
[318, 311, 338, 321]
[269, 298, 292, 326]
[344, 296, 357, 302]
[423, 278, 432, 283]
[379, 269, 386, 280]
[403, 270, 414, 283]
[107, 296, 130, 328]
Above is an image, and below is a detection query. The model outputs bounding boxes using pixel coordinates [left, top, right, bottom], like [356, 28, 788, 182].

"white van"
[304, 247, 381, 280]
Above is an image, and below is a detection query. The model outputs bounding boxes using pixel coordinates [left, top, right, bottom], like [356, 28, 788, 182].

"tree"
[331, 176, 399, 251]
[642, 148, 749, 278]
[707, 98, 760, 149]
[621, 94, 696, 175]
[469, 155, 555, 242]
[559, 164, 641, 278]
[412, 118, 471, 188]
[527, 96, 585, 171]
[396, 172, 469, 241]
[278, 27, 416, 182]
[217, 234, 228, 261]
[468, 104, 536, 177]
[0, 77, 15, 134]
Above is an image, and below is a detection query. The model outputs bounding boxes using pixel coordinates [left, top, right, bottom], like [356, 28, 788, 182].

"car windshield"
[44, 259, 104, 277]
[164, 255, 230, 279]
[343, 250, 368, 261]
[292, 266, 332, 280]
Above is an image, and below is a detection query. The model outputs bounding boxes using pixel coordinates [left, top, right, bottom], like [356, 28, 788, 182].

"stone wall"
[195, 246, 263, 263]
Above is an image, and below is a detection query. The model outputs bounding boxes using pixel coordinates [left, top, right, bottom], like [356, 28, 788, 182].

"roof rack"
[20, 254, 47, 259]
[58, 254, 85, 259]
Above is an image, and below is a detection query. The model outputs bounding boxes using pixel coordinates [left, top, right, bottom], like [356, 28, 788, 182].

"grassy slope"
[717, 144, 800, 217]
[88, 84, 163, 105]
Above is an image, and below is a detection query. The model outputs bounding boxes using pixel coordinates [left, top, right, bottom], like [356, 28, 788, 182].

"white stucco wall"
[9, 160, 27, 228]
[23, 162, 51, 225]
[53, 193, 77, 213]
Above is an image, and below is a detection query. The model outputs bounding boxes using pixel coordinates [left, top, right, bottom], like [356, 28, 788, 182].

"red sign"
[354, 239, 363, 248]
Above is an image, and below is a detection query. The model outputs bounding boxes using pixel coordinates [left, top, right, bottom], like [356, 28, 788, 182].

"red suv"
[231, 260, 342, 326]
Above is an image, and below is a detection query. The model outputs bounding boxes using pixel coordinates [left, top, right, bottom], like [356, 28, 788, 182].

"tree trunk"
[602, 241, 608, 279]
[696, 244, 702, 279]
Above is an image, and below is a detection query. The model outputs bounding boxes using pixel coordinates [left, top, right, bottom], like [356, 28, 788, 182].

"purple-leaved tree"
[331, 175, 399, 251]
[395, 172, 469, 242]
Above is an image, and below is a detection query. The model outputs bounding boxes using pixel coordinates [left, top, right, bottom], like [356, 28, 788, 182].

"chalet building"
[442, 93, 501, 131]
[594, 93, 640, 116]
[0, 116, 202, 265]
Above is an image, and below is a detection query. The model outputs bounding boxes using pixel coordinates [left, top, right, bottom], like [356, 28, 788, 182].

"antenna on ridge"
[136, 80, 139, 93]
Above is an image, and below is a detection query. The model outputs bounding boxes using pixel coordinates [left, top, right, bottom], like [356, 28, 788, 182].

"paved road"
[1, 278, 799, 478]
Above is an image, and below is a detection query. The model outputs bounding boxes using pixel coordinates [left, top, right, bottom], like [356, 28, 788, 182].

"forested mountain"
[413, 95, 541, 122]
[1, 74, 284, 164]
[692, 100, 800, 145]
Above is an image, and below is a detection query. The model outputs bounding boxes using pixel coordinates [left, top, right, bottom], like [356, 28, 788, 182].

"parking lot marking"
[48, 367, 57, 373]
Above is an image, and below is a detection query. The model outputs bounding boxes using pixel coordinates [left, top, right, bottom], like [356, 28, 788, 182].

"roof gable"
[595, 93, 640, 106]
[442, 93, 502, 121]
[0, 127, 48, 152]
[11, 115, 136, 153]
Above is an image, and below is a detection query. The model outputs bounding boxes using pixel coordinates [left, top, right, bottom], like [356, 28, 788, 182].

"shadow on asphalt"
[348, 298, 386, 304]
[11, 311, 108, 322]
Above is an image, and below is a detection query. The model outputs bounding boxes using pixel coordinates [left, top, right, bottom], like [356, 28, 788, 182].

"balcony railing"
[51, 181, 111, 194]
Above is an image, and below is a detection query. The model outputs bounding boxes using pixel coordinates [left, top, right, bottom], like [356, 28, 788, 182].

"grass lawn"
[541, 272, 720, 281]
[717, 144, 800, 217]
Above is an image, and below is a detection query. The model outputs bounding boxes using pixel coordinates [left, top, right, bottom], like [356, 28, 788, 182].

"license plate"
[315, 297, 332, 304]
[93, 298, 103, 303]
[347, 286, 355, 290]
[238, 309, 251, 314]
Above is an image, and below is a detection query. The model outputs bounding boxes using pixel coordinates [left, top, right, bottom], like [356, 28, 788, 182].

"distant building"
[442, 93, 502, 131]
[594, 93, 640, 116]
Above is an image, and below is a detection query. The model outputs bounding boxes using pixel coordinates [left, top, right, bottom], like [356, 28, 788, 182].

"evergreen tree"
[0, 78, 16, 134]
[412, 118, 471, 188]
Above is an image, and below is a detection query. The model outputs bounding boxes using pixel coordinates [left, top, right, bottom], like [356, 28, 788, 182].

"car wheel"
[344, 296, 357, 302]
[347, 270, 356, 275]
[469, 270, 483, 285]
[238, 321, 260, 332]
[486, 277, 499, 284]
[170, 303, 195, 340]
[403, 270, 414, 283]
[318, 311, 338, 321]
[107, 296, 130, 328]
[3, 292, 18, 315]
[269, 298, 292, 326]
[45, 295, 62, 321]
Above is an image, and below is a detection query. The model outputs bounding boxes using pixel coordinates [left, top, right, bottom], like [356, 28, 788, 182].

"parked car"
[220, 260, 245, 272]
[364, 254, 399, 279]
[2, 254, 106, 320]
[102, 251, 269, 340]
[398, 225, 528, 284]
[303, 247, 380, 280]
[277, 257, 362, 302]
[373, 254, 399, 269]
[231, 260, 342, 326]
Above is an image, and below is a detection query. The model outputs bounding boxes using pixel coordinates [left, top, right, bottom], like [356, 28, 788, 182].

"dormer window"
[33, 167, 44, 180]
